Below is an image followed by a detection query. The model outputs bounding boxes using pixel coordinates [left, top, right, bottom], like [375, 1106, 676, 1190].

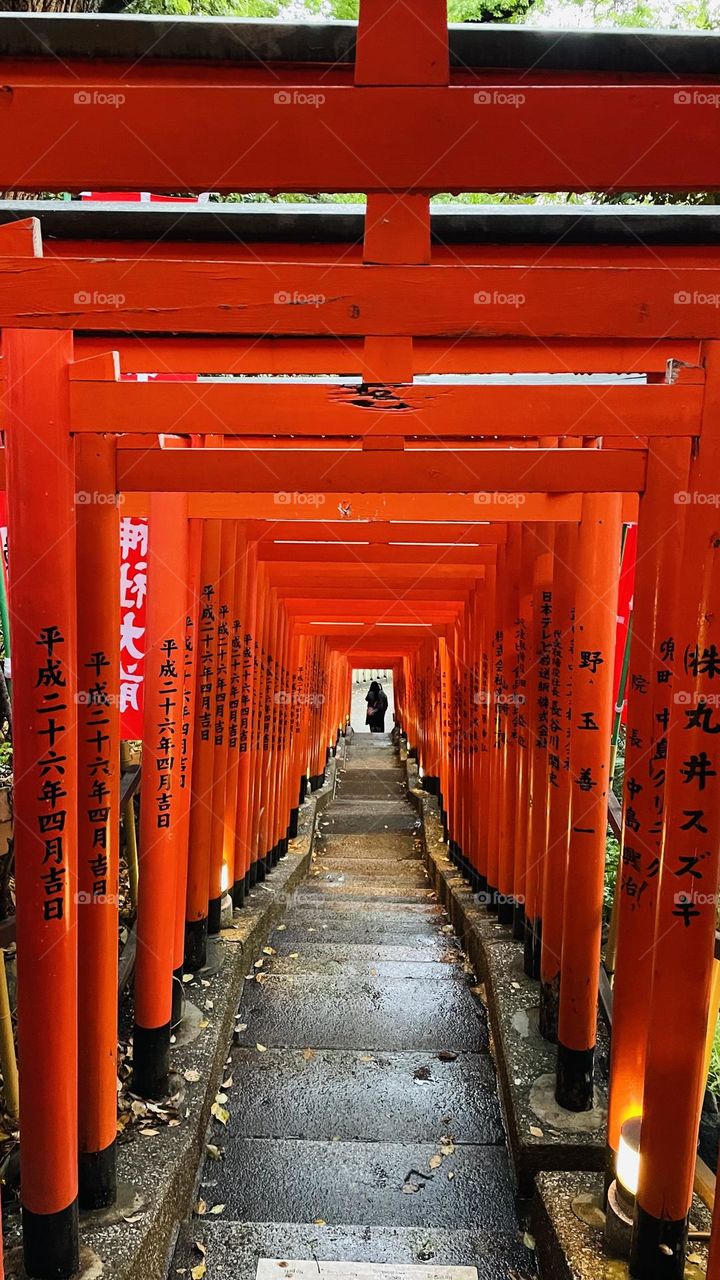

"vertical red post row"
[539, 522, 576, 1042]
[607, 441, 690, 1182]
[133, 493, 188, 1098]
[75, 435, 121, 1209]
[172, 517, 201, 1021]
[185, 520, 221, 970]
[630, 349, 720, 1279]
[557, 492, 622, 1110]
[208, 521, 236, 931]
[5, 329, 79, 1279]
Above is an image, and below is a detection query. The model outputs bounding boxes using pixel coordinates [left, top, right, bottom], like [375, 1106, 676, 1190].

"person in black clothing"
[365, 680, 388, 732]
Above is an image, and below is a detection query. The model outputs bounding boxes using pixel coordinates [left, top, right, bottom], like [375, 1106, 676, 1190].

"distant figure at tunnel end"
[365, 679, 388, 733]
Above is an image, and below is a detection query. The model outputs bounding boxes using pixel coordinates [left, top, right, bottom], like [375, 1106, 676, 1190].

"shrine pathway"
[172, 734, 535, 1280]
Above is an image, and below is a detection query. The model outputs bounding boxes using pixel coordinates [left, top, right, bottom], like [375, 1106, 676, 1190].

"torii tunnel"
[1, 7, 720, 1280]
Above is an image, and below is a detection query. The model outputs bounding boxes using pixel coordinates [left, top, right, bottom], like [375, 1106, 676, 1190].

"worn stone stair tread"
[263, 955, 461, 980]
[174, 1221, 535, 1280]
[315, 835, 419, 860]
[203, 1138, 519, 1231]
[310, 859, 427, 881]
[300, 882, 434, 904]
[267, 941, 461, 968]
[235, 973, 488, 1051]
[223, 1048, 502, 1143]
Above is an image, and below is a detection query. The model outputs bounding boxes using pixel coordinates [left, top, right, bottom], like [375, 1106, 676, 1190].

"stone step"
[299, 880, 435, 905]
[235, 973, 488, 1052]
[199, 1138, 518, 1232]
[319, 809, 418, 835]
[314, 835, 419, 860]
[267, 941, 461, 968]
[174, 1220, 536, 1280]
[267, 952, 461, 980]
[309, 862, 429, 885]
[226, 1048, 502, 1144]
[338, 778, 408, 799]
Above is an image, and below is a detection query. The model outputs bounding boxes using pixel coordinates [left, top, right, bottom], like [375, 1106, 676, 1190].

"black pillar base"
[171, 963, 184, 1025]
[539, 975, 559, 1043]
[299, 775, 308, 806]
[132, 1021, 171, 1100]
[279, 833, 289, 858]
[512, 901, 526, 943]
[477, 871, 488, 895]
[184, 916, 208, 973]
[289, 806, 299, 838]
[249, 860, 258, 887]
[255, 857, 267, 882]
[243, 870, 252, 897]
[22, 1200, 79, 1280]
[208, 894, 222, 935]
[524, 916, 541, 979]
[555, 1041, 595, 1112]
[408, 745, 418, 760]
[485, 883, 499, 913]
[232, 878, 245, 909]
[497, 897, 514, 926]
[630, 1205, 688, 1280]
[79, 1139, 117, 1211]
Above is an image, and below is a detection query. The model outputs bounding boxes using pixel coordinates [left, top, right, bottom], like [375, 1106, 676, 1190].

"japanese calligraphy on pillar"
[120, 517, 147, 739]
[155, 638, 180, 831]
[80, 649, 113, 901]
[35, 625, 70, 922]
[198, 583, 217, 745]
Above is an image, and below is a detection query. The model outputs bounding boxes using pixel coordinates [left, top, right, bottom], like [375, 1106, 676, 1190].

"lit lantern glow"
[617, 1116, 642, 1200]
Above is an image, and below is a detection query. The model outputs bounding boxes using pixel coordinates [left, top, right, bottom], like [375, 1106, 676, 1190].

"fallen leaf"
[303, 1048, 316, 1061]
[288, 953, 299, 959]
[222, 1076, 234, 1089]
[263, 947, 276, 956]
[211, 1103, 230, 1125]
[256, 1043, 268, 1053]
[254, 958, 265, 969]
[139, 1128, 159, 1137]
[209, 1204, 225, 1215]
[313, 1218, 326, 1226]
[277, 924, 287, 931]
[191, 1264, 206, 1280]
[429, 1155, 442, 1170]
[195, 1200, 207, 1216]
[438, 1051, 457, 1062]
[184, 1069, 201, 1084]
[256, 973, 269, 985]
[529, 1126, 544, 1138]
[215, 1093, 228, 1106]
[402, 1184, 419, 1195]
[523, 1232, 536, 1251]
[182, 973, 194, 984]
[235, 1022, 248, 1032]
[206, 1144, 224, 1161]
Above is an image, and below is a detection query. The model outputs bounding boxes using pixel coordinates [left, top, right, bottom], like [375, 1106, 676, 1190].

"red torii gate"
[0, 6, 719, 1280]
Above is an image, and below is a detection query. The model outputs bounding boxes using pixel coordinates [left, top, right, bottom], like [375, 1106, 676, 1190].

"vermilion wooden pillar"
[5, 329, 80, 1279]
[185, 519, 221, 970]
[539, 521, 577, 1042]
[172, 517, 201, 1020]
[557, 491, 621, 1111]
[225, 524, 248, 905]
[630, 353, 720, 1279]
[498, 526, 521, 923]
[133, 493, 188, 1098]
[524, 524, 555, 977]
[75, 435, 121, 1210]
[208, 520, 236, 931]
[513, 526, 534, 941]
[607, 440, 690, 1177]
